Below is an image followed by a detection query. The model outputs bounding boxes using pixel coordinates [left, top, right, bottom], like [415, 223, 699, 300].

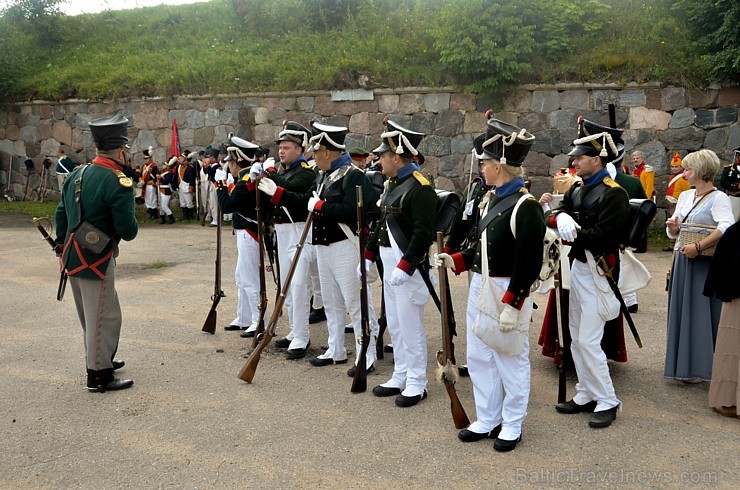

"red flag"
[170, 119, 181, 158]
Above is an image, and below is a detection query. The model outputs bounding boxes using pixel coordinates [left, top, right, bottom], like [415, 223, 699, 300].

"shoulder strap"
[509, 193, 534, 238]
[681, 189, 716, 224]
[478, 191, 522, 232]
[379, 175, 418, 207]
[74, 164, 90, 225]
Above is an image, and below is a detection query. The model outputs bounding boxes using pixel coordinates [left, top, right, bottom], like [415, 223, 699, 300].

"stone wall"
[1, 84, 739, 217]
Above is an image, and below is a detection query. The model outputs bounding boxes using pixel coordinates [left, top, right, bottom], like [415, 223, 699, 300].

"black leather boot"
[160, 214, 166, 224]
[168, 214, 175, 224]
[87, 368, 133, 393]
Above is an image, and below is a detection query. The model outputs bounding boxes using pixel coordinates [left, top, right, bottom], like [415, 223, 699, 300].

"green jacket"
[55, 157, 138, 279]
[614, 172, 647, 199]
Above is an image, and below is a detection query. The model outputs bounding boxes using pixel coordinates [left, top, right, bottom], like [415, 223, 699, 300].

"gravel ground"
[1, 213, 738, 489]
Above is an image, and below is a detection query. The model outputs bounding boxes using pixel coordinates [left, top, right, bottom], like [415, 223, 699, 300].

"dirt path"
[1, 214, 737, 488]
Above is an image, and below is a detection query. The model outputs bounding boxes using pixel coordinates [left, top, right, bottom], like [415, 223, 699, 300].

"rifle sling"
[477, 192, 521, 232]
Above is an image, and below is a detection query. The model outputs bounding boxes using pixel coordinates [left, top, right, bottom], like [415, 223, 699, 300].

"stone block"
[156, 129, 172, 149]
[214, 125, 235, 144]
[549, 154, 571, 176]
[410, 112, 437, 135]
[450, 134, 473, 155]
[349, 112, 371, 134]
[559, 90, 589, 110]
[463, 111, 487, 133]
[496, 112, 519, 125]
[503, 91, 532, 113]
[520, 112, 549, 133]
[224, 99, 243, 110]
[531, 129, 563, 156]
[72, 129, 84, 151]
[75, 113, 96, 130]
[716, 106, 738, 127]
[704, 127, 728, 150]
[136, 130, 158, 151]
[632, 140, 666, 175]
[439, 154, 466, 179]
[645, 89, 662, 110]
[661, 87, 686, 111]
[728, 125, 740, 151]
[82, 131, 94, 150]
[450, 93, 476, 111]
[548, 110, 579, 130]
[718, 86, 740, 106]
[629, 107, 671, 130]
[622, 129, 655, 149]
[261, 97, 281, 110]
[185, 110, 205, 128]
[36, 120, 52, 140]
[266, 108, 288, 124]
[324, 115, 350, 128]
[40, 105, 53, 120]
[424, 93, 450, 113]
[531, 90, 560, 112]
[658, 127, 704, 152]
[279, 97, 297, 111]
[619, 89, 645, 107]
[19, 126, 35, 143]
[221, 109, 240, 127]
[398, 94, 424, 114]
[193, 126, 215, 147]
[5, 125, 20, 140]
[53, 106, 65, 120]
[523, 152, 551, 177]
[52, 120, 72, 146]
[169, 110, 186, 125]
[377, 94, 399, 113]
[296, 96, 314, 112]
[686, 88, 719, 109]
[669, 107, 695, 129]
[419, 135, 450, 157]
[695, 107, 738, 129]
[368, 113, 387, 135]
[313, 96, 333, 116]
[252, 124, 278, 143]
[434, 110, 464, 137]
[39, 139, 58, 158]
[591, 90, 620, 111]
[344, 133, 367, 151]
[205, 108, 220, 127]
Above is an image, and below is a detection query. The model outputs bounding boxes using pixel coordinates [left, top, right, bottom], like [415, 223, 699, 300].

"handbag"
[618, 248, 652, 294]
[678, 223, 717, 257]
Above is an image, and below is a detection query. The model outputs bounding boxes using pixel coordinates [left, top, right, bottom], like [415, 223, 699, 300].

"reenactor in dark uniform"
[177, 153, 197, 220]
[259, 122, 376, 369]
[364, 119, 438, 408]
[435, 117, 544, 451]
[217, 136, 268, 337]
[158, 157, 178, 224]
[258, 121, 317, 359]
[54, 115, 138, 392]
[200, 147, 221, 226]
[719, 147, 740, 221]
[547, 117, 630, 429]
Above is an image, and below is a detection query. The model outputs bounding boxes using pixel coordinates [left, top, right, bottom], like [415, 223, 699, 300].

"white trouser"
[379, 246, 428, 397]
[623, 291, 637, 307]
[316, 239, 376, 367]
[232, 229, 262, 329]
[57, 173, 68, 192]
[308, 250, 323, 309]
[178, 188, 194, 208]
[569, 259, 620, 411]
[466, 273, 530, 441]
[144, 185, 157, 209]
[203, 182, 217, 221]
[159, 194, 173, 216]
[275, 222, 311, 349]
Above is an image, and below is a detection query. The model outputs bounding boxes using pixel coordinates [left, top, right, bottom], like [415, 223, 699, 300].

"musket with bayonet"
[595, 254, 643, 348]
[351, 185, 371, 393]
[238, 212, 315, 383]
[554, 265, 568, 404]
[251, 174, 268, 348]
[201, 198, 225, 334]
[435, 231, 470, 429]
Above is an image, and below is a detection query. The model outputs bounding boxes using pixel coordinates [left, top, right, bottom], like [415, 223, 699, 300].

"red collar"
[92, 156, 123, 171]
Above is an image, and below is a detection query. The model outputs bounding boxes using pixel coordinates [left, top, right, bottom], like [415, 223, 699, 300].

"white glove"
[388, 267, 410, 286]
[499, 304, 519, 332]
[263, 157, 276, 171]
[556, 213, 578, 242]
[214, 169, 228, 182]
[307, 191, 323, 212]
[258, 177, 277, 196]
[357, 258, 374, 280]
[433, 252, 454, 269]
[249, 162, 262, 180]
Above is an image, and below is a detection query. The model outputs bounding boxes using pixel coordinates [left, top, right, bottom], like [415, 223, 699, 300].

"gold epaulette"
[413, 170, 429, 185]
[724, 163, 733, 168]
[241, 173, 250, 182]
[603, 177, 620, 188]
[113, 170, 133, 189]
[301, 162, 310, 169]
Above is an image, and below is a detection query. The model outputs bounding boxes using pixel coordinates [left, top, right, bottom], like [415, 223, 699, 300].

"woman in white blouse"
[665, 149, 734, 383]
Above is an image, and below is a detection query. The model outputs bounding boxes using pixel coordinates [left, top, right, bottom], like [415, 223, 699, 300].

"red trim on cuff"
[314, 199, 325, 212]
[548, 214, 559, 228]
[270, 186, 285, 205]
[364, 250, 376, 262]
[443, 246, 453, 254]
[246, 181, 256, 191]
[397, 259, 411, 273]
[450, 253, 466, 274]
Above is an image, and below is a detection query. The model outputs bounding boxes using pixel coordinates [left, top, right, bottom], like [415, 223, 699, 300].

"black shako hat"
[143, 146, 153, 159]
[228, 135, 260, 163]
[204, 148, 220, 159]
[276, 120, 310, 149]
[89, 114, 129, 151]
[473, 133, 494, 162]
[568, 116, 624, 164]
[481, 111, 535, 166]
[309, 121, 348, 152]
[373, 118, 424, 160]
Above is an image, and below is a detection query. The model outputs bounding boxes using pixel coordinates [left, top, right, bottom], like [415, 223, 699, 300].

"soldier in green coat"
[55, 115, 138, 393]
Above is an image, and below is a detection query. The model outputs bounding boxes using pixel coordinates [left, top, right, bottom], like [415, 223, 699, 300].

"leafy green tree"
[1, 0, 64, 47]
[432, 0, 534, 94]
[672, 0, 740, 81]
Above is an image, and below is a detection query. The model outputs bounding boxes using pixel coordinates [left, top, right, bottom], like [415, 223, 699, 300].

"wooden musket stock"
[252, 176, 268, 348]
[201, 200, 224, 334]
[351, 185, 370, 393]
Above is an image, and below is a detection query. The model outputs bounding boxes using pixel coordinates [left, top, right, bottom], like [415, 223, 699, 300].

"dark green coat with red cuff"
[55, 157, 138, 280]
[365, 170, 437, 275]
[217, 168, 271, 237]
[449, 190, 545, 310]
